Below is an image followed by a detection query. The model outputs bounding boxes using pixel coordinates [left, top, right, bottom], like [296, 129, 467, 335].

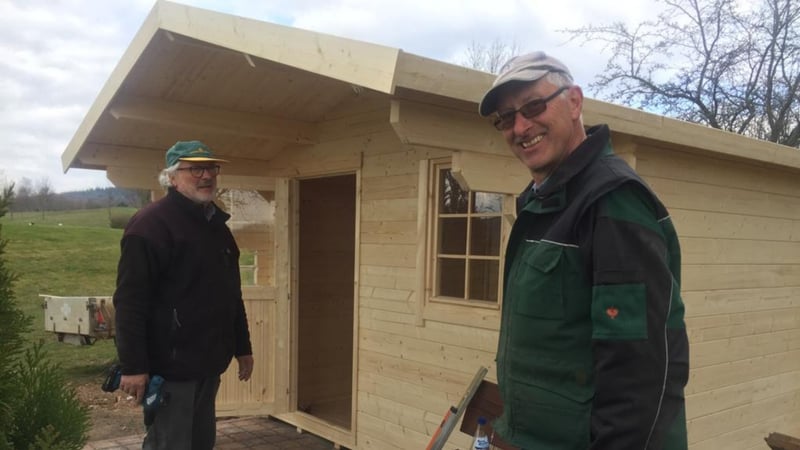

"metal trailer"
[41, 294, 115, 345]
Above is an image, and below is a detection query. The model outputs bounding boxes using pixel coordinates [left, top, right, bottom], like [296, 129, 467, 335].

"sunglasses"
[493, 86, 570, 131]
[176, 165, 221, 178]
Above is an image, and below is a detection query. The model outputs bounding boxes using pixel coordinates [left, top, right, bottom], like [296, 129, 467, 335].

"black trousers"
[142, 376, 221, 450]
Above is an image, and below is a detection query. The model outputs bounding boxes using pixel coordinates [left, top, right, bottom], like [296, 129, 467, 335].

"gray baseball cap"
[478, 51, 573, 117]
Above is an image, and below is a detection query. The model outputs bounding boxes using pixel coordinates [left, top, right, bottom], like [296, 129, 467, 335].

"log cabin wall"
[634, 145, 800, 449]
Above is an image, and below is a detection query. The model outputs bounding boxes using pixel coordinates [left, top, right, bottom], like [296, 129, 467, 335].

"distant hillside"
[10, 186, 150, 212]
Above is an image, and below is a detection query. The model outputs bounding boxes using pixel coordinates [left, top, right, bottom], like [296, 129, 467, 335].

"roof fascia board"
[394, 51, 495, 105]
[583, 98, 800, 171]
[156, 0, 400, 94]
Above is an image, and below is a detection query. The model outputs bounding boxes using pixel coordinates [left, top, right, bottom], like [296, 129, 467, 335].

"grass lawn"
[1, 208, 136, 381]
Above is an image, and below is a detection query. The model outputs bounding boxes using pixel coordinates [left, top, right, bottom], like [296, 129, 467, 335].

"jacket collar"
[521, 124, 611, 213]
[166, 188, 230, 224]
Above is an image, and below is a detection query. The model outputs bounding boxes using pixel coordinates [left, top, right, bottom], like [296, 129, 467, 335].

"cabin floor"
[299, 397, 351, 429]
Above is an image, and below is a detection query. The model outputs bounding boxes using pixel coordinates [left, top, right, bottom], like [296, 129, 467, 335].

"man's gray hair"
[158, 162, 181, 189]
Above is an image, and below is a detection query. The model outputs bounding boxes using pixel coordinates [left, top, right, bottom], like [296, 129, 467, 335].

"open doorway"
[296, 174, 356, 430]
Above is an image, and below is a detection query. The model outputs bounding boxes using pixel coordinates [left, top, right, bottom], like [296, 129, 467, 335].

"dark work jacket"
[113, 188, 252, 381]
[494, 125, 689, 449]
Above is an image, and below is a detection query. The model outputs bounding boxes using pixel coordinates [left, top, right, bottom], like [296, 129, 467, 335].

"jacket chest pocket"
[510, 241, 590, 321]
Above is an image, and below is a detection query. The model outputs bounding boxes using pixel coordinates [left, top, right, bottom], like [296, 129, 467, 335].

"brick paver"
[83, 416, 337, 449]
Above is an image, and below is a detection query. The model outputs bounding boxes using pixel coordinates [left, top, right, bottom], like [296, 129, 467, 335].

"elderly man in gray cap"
[479, 52, 689, 449]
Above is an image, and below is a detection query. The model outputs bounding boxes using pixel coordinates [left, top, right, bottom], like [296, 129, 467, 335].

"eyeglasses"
[493, 86, 570, 131]
[175, 165, 221, 178]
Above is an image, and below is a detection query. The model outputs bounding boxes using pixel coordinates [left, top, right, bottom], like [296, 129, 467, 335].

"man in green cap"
[113, 140, 254, 450]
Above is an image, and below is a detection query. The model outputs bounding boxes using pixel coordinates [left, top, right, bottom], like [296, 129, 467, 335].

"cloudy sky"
[0, 0, 664, 193]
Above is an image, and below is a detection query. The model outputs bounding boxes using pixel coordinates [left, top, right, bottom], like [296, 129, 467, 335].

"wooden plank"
[356, 411, 430, 450]
[689, 411, 800, 450]
[686, 371, 800, 420]
[422, 300, 502, 331]
[360, 198, 418, 222]
[106, 166, 160, 190]
[318, 105, 392, 141]
[361, 148, 451, 178]
[394, 51, 494, 106]
[583, 97, 800, 171]
[360, 313, 499, 354]
[686, 308, 800, 343]
[359, 350, 490, 400]
[687, 390, 800, 443]
[690, 329, 800, 368]
[684, 287, 800, 317]
[644, 176, 800, 220]
[686, 350, 800, 395]
[360, 173, 418, 201]
[265, 144, 362, 178]
[358, 328, 495, 375]
[360, 296, 414, 315]
[362, 308, 418, 326]
[110, 95, 317, 144]
[450, 151, 530, 195]
[670, 209, 797, 242]
[360, 243, 417, 268]
[359, 265, 417, 290]
[272, 178, 292, 413]
[389, 99, 506, 155]
[156, 1, 400, 95]
[682, 264, 800, 291]
[636, 146, 800, 197]
[681, 237, 800, 265]
[358, 370, 455, 420]
[217, 299, 275, 407]
[360, 220, 418, 245]
[358, 390, 428, 433]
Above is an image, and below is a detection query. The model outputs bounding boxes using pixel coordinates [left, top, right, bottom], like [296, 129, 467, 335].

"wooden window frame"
[416, 159, 514, 329]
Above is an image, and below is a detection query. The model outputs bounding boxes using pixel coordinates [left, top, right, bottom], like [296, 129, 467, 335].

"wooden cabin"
[62, 1, 800, 448]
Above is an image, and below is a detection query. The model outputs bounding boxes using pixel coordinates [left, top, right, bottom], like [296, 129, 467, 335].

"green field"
[1, 208, 136, 381]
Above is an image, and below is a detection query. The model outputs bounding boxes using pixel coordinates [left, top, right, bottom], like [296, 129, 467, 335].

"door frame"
[275, 171, 361, 449]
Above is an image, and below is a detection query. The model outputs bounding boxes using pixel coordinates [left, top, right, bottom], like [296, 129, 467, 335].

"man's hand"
[119, 373, 149, 403]
[237, 355, 254, 381]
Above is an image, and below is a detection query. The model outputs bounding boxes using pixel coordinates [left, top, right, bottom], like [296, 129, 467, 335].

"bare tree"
[10, 178, 33, 213]
[564, 0, 800, 147]
[35, 177, 53, 220]
[461, 38, 521, 74]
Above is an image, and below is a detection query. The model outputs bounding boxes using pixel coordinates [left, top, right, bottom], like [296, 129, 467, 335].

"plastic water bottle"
[471, 416, 490, 450]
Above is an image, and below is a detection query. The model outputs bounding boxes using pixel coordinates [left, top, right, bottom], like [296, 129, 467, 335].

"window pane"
[472, 192, 503, 213]
[468, 260, 499, 302]
[438, 258, 466, 298]
[469, 217, 501, 256]
[439, 169, 468, 214]
[439, 217, 467, 254]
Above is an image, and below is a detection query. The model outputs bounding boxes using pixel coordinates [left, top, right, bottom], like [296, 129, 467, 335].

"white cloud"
[0, 0, 660, 193]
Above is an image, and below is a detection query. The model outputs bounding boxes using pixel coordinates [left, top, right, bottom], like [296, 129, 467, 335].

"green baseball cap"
[165, 140, 229, 167]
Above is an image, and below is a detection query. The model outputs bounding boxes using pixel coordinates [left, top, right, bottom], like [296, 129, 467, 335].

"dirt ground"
[75, 380, 144, 442]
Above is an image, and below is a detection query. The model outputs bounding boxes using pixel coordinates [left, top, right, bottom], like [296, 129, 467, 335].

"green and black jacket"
[494, 125, 689, 449]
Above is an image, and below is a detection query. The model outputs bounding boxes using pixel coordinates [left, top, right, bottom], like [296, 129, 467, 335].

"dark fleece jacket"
[113, 188, 252, 380]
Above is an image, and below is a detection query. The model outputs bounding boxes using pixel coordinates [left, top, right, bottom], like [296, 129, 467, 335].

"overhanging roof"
[62, 0, 800, 189]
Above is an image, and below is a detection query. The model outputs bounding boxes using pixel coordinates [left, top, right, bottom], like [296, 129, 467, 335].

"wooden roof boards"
[62, 0, 800, 189]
